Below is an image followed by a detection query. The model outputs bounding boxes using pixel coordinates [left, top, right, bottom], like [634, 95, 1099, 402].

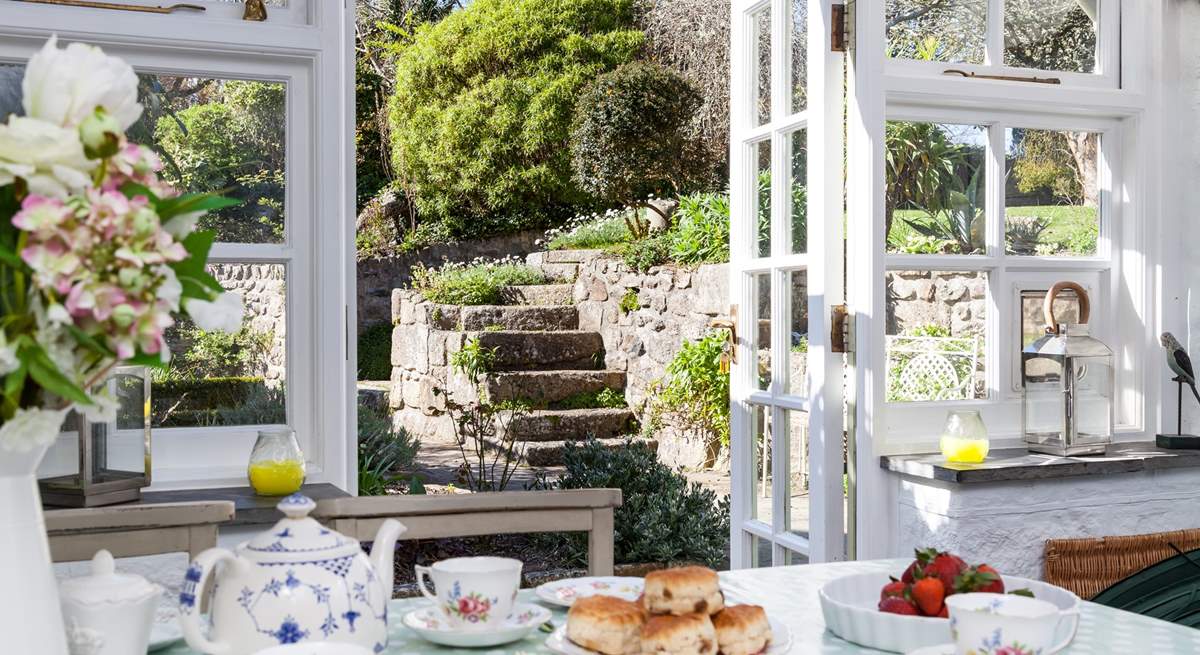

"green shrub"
[649, 332, 731, 448]
[570, 62, 712, 236]
[619, 289, 640, 314]
[358, 402, 420, 496]
[451, 337, 497, 384]
[670, 192, 730, 264]
[534, 440, 730, 568]
[546, 209, 633, 251]
[614, 231, 671, 272]
[551, 387, 627, 410]
[159, 321, 273, 382]
[388, 0, 643, 238]
[152, 377, 285, 427]
[410, 257, 548, 305]
[358, 323, 394, 381]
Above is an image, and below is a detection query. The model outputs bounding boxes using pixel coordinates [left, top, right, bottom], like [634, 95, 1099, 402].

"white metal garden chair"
[886, 335, 981, 402]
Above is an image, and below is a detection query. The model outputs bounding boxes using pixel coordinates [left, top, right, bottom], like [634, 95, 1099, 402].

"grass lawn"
[890, 205, 1097, 254]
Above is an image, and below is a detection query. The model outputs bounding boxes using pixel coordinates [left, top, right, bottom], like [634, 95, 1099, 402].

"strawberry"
[902, 547, 940, 583]
[936, 605, 948, 618]
[923, 552, 967, 597]
[911, 577, 945, 616]
[955, 565, 1004, 594]
[878, 597, 919, 615]
[880, 578, 908, 601]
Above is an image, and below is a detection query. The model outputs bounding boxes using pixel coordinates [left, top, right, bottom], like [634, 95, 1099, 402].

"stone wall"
[208, 263, 287, 383]
[357, 230, 545, 330]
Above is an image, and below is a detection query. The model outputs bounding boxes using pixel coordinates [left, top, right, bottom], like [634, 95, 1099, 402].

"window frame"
[0, 0, 357, 492]
[849, 0, 1161, 560]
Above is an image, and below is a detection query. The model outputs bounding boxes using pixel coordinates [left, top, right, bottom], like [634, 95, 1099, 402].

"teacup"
[946, 592, 1079, 655]
[415, 557, 523, 632]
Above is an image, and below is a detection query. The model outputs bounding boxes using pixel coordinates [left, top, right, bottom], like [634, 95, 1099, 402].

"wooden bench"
[314, 488, 623, 576]
[45, 501, 235, 562]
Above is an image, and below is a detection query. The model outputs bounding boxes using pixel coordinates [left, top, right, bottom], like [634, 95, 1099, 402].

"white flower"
[0, 116, 95, 199]
[0, 331, 18, 377]
[22, 36, 142, 131]
[0, 406, 69, 453]
[46, 303, 71, 325]
[78, 391, 119, 425]
[162, 210, 202, 239]
[155, 266, 182, 311]
[185, 292, 244, 333]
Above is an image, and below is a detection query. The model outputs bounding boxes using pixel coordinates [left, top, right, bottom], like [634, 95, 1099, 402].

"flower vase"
[0, 440, 69, 655]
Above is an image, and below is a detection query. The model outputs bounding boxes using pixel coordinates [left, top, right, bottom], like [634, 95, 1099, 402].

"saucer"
[535, 576, 644, 607]
[402, 601, 552, 648]
[906, 644, 955, 655]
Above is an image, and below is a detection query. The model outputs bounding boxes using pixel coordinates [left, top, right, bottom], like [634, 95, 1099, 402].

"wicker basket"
[1044, 528, 1200, 599]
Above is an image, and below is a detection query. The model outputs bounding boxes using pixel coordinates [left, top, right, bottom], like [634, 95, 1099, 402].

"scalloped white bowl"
[818, 572, 1080, 653]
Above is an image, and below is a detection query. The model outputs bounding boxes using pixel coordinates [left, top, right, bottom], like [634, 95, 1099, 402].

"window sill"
[880, 441, 1200, 484]
[75, 483, 352, 527]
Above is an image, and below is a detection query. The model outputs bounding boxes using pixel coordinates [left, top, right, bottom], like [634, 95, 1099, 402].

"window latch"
[831, 304, 850, 353]
[943, 69, 1062, 85]
[831, 3, 849, 53]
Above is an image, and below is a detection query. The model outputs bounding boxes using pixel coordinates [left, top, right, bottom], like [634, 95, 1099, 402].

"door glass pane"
[886, 122, 987, 255]
[0, 66, 285, 244]
[155, 263, 287, 427]
[755, 141, 773, 257]
[1005, 129, 1100, 257]
[784, 549, 809, 565]
[750, 405, 773, 526]
[784, 408, 810, 537]
[886, 0, 986, 64]
[787, 270, 810, 397]
[751, 534, 772, 568]
[754, 273, 772, 390]
[753, 7, 772, 126]
[885, 271, 988, 402]
[792, 0, 808, 113]
[789, 129, 808, 254]
[1004, 0, 1098, 74]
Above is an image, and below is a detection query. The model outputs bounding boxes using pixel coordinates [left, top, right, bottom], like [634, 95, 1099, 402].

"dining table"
[158, 558, 1200, 654]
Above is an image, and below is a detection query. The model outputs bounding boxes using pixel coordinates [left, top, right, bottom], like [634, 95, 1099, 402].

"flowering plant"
[0, 37, 243, 452]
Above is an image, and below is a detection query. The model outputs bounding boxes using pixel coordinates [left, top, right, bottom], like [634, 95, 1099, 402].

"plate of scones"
[546, 566, 791, 655]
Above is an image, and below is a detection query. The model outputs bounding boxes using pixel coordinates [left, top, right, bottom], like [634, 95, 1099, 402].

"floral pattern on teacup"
[963, 628, 1040, 655]
[442, 581, 499, 623]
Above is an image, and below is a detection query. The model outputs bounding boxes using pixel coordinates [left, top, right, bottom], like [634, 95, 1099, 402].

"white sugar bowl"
[59, 549, 162, 655]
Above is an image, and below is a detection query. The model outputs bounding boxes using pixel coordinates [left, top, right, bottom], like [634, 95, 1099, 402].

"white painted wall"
[1171, 1, 1200, 436]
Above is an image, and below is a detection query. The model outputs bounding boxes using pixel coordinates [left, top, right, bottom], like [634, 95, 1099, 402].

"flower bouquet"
[0, 36, 244, 654]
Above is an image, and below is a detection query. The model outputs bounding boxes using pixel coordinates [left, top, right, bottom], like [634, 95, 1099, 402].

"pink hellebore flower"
[11, 194, 71, 234]
[22, 239, 79, 293]
[66, 282, 127, 322]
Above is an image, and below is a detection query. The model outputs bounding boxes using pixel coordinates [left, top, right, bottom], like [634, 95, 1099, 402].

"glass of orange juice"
[248, 428, 306, 496]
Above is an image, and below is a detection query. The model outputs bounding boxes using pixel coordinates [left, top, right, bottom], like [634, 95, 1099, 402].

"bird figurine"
[1161, 332, 1200, 405]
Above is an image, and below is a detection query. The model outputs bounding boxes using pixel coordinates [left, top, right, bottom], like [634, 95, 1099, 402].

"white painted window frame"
[0, 0, 357, 492]
[729, 0, 846, 568]
[849, 0, 1163, 559]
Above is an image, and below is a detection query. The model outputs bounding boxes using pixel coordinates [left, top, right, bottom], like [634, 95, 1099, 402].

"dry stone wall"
[208, 263, 287, 383]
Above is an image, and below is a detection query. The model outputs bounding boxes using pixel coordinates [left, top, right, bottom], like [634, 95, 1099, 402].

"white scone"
[640, 613, 718, 655]
[712, 605, 772, 655]
[566, 595, 645, 655]
[643, 566, 725, 616]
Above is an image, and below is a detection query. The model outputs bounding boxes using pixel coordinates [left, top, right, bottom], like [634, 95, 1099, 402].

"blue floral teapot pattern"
[179, 494, 405, 655]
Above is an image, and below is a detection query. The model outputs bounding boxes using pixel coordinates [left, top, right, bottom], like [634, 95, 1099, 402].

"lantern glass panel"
[1022, 324, 1112, 456]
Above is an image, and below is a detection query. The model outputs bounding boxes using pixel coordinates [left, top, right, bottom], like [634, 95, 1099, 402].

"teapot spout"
[369, 519, 405, 597]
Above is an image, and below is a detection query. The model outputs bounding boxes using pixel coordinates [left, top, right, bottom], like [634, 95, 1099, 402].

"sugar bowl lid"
[59, 550, 160, 606]
[242, 493, 356, 559]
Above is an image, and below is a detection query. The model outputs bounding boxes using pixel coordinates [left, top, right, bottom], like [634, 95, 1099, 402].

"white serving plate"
[535, 576, 644, 607]
[545, 615, 792, 655]
[402, 601, 552, 648]
[818, 572, 1080, 654]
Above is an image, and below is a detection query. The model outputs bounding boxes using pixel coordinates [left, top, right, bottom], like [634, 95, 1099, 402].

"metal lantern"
[39, 366, 152, 507]
[1021, 282, 1113, 456]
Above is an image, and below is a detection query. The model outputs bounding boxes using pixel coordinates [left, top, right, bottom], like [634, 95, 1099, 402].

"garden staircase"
[469, 249, 653, 466]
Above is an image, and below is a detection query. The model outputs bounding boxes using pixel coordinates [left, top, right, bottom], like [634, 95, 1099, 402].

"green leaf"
[0, 241, 25, 269]
[157, 193, 240, 221]
[171, 230, 223, 297]
[22, 343, 91, 405]
[119, 181, 159, 203]
[123, 351, 170, 369]
[65, 325, 114, 358]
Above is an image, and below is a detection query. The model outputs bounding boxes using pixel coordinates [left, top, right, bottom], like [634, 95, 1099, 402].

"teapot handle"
[179, 548, 242, 655]
[415, 565, 438, 604]
[1048, 606, 1080, 654]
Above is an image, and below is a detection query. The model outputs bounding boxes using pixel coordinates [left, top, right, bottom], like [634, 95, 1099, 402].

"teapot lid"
[59, 550, 160, 606]
[243, 493, 357, 559]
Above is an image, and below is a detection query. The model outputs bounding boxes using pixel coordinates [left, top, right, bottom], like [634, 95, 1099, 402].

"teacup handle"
[179, 548, 248, 655]
[1049, 607, 1081, 654]
[415, 565, 438, 603]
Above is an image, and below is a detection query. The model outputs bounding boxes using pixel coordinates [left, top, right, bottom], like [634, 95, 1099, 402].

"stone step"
[500, 284, 573, 306]
[498, 408, 637, 442]
[458, 305, 578, 331]
[536, 262, 580, 282]
[527, 249, 605, 266]
[520, 437, 658, 468]
[475, 331, 604, 371]
[482, 370, 626, 406]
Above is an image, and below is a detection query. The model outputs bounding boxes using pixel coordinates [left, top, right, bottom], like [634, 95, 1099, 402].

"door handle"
[709, 305, 739, 365]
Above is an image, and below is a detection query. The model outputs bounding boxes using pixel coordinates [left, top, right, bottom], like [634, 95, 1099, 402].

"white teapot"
[179, 494, 405, 655]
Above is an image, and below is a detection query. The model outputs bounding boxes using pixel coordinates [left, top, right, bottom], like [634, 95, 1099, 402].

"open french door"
[728, 0, 847, 567]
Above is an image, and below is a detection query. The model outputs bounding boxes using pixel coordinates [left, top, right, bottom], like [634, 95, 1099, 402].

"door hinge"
[831, 3, 849, 52]
[831, 304, 850, 353]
